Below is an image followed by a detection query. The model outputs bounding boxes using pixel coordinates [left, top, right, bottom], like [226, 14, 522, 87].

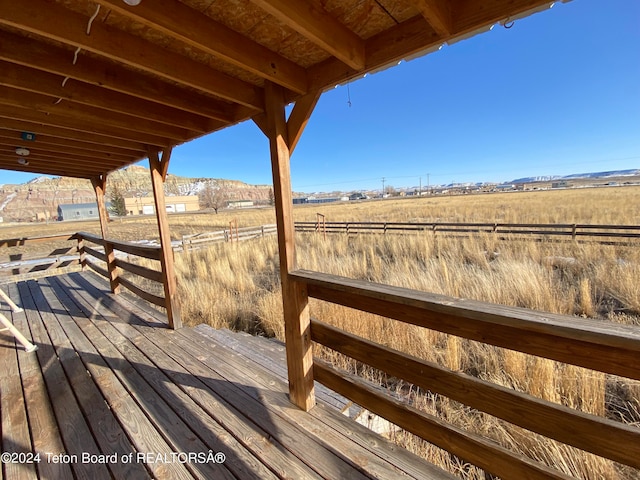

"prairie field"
[2, 186, 640, 479]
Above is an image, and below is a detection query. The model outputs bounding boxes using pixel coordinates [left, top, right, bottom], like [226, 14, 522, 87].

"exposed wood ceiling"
[0, 0, 563, 179]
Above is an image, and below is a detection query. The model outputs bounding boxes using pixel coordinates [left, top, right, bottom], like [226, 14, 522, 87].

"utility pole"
[382, 177, 385, 197]
[419, 176, 422, 196]
[427, 173, 430, 194]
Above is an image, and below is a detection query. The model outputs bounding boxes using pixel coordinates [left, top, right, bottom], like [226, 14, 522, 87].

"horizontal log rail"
[0, 233, 76, 248]
[289, 269, 640, 478]
[294, 221, 640, 242]
[76, 231, 167, 310]
[0, 233, 80, 280]
[314, 360, 572, 480]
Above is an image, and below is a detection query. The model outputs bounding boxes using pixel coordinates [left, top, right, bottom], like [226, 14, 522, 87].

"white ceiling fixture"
[17, 157, 29, 165]
[122, 0, 142, 5]
[15, 147, 30, 156]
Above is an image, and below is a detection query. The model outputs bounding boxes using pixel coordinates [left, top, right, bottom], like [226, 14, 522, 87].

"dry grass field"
[2, 186, 640, 479]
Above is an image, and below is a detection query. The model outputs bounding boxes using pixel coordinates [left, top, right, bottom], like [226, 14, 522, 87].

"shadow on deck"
[0, 271, 451, 479]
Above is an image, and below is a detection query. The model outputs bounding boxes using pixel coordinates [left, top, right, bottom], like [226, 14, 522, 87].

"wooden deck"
[0, 271, 453, 480]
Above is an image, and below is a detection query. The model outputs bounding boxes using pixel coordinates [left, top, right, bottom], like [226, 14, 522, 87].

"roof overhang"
[0, 0, 565, 179]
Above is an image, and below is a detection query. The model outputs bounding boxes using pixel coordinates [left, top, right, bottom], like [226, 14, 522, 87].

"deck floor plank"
[189, 325, 436, 480]
[55, 275, 285, 480]
[69, 272, 386, 480]
[21, 280, 111, 480]
[1, 271, 455, 480]
[62, 273, 325, 480]
[35, 278, 152, 480]
[10, 283, 74, 480]
[45, 277, 199, 480]
[177, 327, 441, 480]
[0, 288, 38, 480]
[52, 276, 251, 480]
[78, 269, 455, 480]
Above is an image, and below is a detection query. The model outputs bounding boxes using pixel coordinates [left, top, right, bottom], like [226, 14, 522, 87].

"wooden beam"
[0, 133, 134, 162]
[308, 16, 441, 92]
[312, 319, 640, 469]
[0, 105, 173, 148]
[0, 158, 96, 178]
[0, 87, 193, 142]
[96, 0, 307, 94]
[314, 360, 571, 480]
[287, 89, 321, 155]
[0, 61, 212, 133]
[249, 0, 365, 70]
[293, 270, 640, 381]
[0, 30, 236, 122]
[0, 118, 149, 153]
[452, 0, 554, 35]
[0, 0, 264, 110]
[406, 0, 452, 37]
[91, 174, 120, 294]
[0, 148, 125, 168]
[261, 82, 315, 411]
[148, 148, 182, 329]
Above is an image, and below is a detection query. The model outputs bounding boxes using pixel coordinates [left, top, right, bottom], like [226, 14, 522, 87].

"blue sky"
[3, 0, 639, 192]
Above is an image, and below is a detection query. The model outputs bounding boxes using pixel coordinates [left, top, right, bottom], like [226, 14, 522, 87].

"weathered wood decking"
[0, 271, 452, 479]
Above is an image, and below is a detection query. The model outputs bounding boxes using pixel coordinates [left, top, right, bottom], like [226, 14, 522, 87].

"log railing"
[76, 232, 175, 316]
[0, 233, 80, 280]
[295, 221, 640, 243]
[288, 269, 640, 480]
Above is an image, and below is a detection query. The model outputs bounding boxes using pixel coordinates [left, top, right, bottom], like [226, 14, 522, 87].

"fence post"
[572, 224, 577, 241]
[77, 235, 87, 271]
[91, 174, 120, 294]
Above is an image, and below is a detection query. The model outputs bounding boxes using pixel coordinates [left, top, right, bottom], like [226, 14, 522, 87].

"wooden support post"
[91, 174, 120, 294]
[148, 148, 182, 329]
[256, 82, 319, 411]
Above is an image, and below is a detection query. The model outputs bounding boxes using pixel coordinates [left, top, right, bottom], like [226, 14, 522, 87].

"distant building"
[227, 200, 254, 209]
[124, 195, 199, 215]
[551, 181, 569, 189]
[293, 197, 308, 204]
[58, 202, 107, 221]
[307, 196, 347, 204]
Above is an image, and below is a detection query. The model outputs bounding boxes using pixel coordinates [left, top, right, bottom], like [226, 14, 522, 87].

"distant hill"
[511, 169, 640, 184]
[0, 165, 272, 222]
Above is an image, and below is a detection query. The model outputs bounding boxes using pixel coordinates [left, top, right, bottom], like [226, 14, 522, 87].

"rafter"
[0, 119, 148, 153]
[0, 157, 98, 178]
[0, 31, 236, 123]
[0, 145, 128, 166]
[407, 0, 452, 37]
[308, 16, 441, 92]
[452, 0, 554, 35]
[248, 0, 365, 70]
[0, 61, 212, 133]
[0, 105, 173, 148]
[0, 152, 117, 171]
[0, 129, 145, 158]
[97, 0, 307, 94]
[0, 87, 192, 142]
[0, 0, 264, 110]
